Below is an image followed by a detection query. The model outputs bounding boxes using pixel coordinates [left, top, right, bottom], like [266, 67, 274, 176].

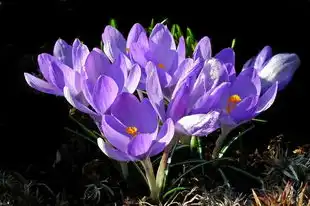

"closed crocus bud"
[258, 53, 300, 91]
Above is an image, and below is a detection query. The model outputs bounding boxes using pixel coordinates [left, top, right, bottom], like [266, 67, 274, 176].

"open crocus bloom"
[97, 93, 175, 161]
[217, 67, 278, 128]
[146, 59, 225, 137]
[24, 39, 89, 101]
[243, 45, 300, 91]
[102, 23, 186, 93]
[64, 48, 141, 118]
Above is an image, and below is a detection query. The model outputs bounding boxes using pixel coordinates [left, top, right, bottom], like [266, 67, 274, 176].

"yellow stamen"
[126, 126, 138, 137]
[158, 63, 165, 69]
[226, 94, 242, 114]
[126, 48, 130, 53]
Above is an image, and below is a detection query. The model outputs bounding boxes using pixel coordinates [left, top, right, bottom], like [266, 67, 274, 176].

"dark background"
[0, 0, 309, 170]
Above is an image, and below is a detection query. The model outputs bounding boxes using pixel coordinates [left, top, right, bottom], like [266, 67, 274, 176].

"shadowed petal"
[123, 64, 141, 93]
[146, 62, 166, 121]
[97, 138, 135, 162]
[230, 96, 258, 124]
[255, 81, 278, 114]
[254, 45, 272, 71]
[177, 36, 186, 65]
[72, 39, 89, 72]
[24, 73, 61, 95]
[92, 75, 119, 115]
[176, 111, 220, 136]
[127, 133, 154, 159]
[193, 36, 211, 60]
[53, 39, 73, 67]
[149, 118, 175, 156]
[215, 48, 236, 79]
[170, 58, 194, 86]
[63, 86, 97, 115]
[101, 115, 131, 153]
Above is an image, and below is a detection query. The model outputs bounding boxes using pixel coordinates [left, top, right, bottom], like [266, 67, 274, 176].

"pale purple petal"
[149, 23, 176, 50]
[176, 111, 220, 136]
[62, 68, 82, 97]
[177, 36, 186, 65]
[101, 115, 131, 153]
[170, 58, 194, 86]
[255, 81, 278, 114]
[258, 53, 300, 91]
[84, 48, 110, 84]
[63, 86, 98, 115]
[97, 138, 135, 162]
[254, 46, 272, 71]
[126, 23, 146, 49]
[123, 64, 141, 93]
[24, 73, 61, 95]
[166, 82, 190, 122]
[37, 53, 56, 83]
[92, 75, 119, 114]
[145, 62, 166, 121]
[102, 26, 126, 61]
[111, 93, 158, 133]
[53, 39, 73, 67]
[72, 39, 89, 72]
[48, 60, 67, 90]
[127, 133, 154, 159]
[130, 42, 148, 67]
[193, 36, 211, 61]
[215, 48, 236, 79]
[149, 118, 175, 156]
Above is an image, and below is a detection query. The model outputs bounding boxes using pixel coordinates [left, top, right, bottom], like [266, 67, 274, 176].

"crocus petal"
[48, 60, 68, 90]
[108, 53, 128, 91]
[149, 23, 176, 50]
[255, 81, 278, 114]
[123, 64, 141, 93]
[170, 58, 194, 86]
[167, 82, 190, 122]
[215, 48, 236, 79]
[258, 53, 300, 91]
[127, 133, 154, 159]
[254, 45, 272, 71]
[126, 23, 146, 49]
[149, 118, 175, 156]
[130, 42, 148, 67]
[84, 48, 110, 84]
[72, 39, 89, 72]
[145, 62, 166, 121]
[97, 138, 135, 162]
[242, 56, 255, 71]
[193, 36, 211, 61]
[92, 75, 119, 114]
[24, 73, 61, 95]
[63, 86, 97, 115]
[191, 82, 231, 114]
[176, 111, 220, 136]
[230, 96, 258, 124]
[102, 26, 126, 62]
[177, 37, 186, 64]
[101, 115, 131, 153]
[53, 39, 73, 67]
[62, 68, 82, 97]
[111, 93, 158, 133]
[37, 53, 56, 83]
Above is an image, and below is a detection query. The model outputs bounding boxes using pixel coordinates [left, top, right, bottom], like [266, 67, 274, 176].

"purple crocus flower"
[146, 59, 227, 137]
[97, 93, 175, 161]
[243, 46, 300, 91]
[102, 23, 186, 94]
[24, 39, 89, 101]
[217, 67, 278, 128]
[64, 48, 141, 118]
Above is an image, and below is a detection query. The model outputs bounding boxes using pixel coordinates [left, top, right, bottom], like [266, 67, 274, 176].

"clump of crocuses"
[24, 20, 300, 202]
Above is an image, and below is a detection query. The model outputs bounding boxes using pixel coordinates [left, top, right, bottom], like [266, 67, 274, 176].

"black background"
[0, 0, 309, 170]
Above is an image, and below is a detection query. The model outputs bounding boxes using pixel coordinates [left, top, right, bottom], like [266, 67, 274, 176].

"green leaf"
[231, 38, 236, 49]
[176, 24, 183, 38]
[148, 18, 155, 32]
[160, 18, 168, 24]
[252, 118, 268, 123]
[163, 187, 187, 199]
[186, 27, 194, 40]
[109, 18, 117, 28]
[171, 24, 176, 36]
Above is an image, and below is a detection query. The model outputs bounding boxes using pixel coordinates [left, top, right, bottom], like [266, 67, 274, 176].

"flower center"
[126, 126, 138, 137]
[158, 63, 165, 69]
[226, 94, 242, 114]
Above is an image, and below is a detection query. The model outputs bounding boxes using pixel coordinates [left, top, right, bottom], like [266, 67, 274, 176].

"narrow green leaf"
[148, 18, 155, 32]
[161, 18, 168, 24]
[190, 136, 198, 153]
[186, 27, 194, 39]
[109, 18, 117, 28]
[231, 38, 236, 49]
[163, 187, 187, 199]
[252, 118, 268, 123]
[176, 24, 183, 37]
[171, 24, 176, 36]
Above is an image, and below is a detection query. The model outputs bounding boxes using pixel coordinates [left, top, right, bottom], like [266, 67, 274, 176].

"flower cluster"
[24, 21, 300, 201]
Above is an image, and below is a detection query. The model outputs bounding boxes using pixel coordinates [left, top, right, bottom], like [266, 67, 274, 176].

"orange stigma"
[226, 94, 242, 114]
[158, 63, 165, 69]
[126, 126, 138, 137]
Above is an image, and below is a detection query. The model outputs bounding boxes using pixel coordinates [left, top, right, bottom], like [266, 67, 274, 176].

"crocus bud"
[258, 53, 300, 91]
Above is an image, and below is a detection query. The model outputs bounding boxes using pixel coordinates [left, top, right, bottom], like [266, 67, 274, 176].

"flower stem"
[212, 125, 232, 159]
[141, 158, 159, 201]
